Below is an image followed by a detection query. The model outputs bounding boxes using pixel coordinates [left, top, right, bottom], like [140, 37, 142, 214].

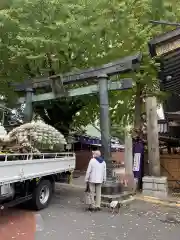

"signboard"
[133, 141, 144, 179]
[148, 28, 180, 57]
[156, 38, 180, 56]
[133, 153, 141, 171]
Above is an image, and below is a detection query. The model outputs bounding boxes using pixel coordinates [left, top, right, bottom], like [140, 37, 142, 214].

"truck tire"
[32, 180, 53, 210]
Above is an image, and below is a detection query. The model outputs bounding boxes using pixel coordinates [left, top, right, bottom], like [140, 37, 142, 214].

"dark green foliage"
[0, 0, 179, 133]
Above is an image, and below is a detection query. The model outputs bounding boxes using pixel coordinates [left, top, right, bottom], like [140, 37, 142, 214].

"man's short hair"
[92, 150, 101, 157]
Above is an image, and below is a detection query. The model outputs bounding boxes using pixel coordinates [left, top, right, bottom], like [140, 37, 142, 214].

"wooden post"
[124, 128, 133, 174]
[146, 96, 160, 176]
[124, 127, 136, 191]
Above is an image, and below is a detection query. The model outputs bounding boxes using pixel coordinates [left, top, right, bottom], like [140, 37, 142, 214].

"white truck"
[0, 152, 75, 210]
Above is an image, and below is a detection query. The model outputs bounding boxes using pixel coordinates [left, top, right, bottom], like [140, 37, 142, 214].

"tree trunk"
[24, 63, 35, 78]
[134, 82, 143, 137]
[146, 96, 160, 176]
[47, 53, 55, 76]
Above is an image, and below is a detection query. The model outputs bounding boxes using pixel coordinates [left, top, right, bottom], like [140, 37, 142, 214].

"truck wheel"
[32, 180, 53, 210]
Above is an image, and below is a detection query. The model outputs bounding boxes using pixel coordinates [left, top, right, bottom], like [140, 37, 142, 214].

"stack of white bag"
[5, 121, 67, 153]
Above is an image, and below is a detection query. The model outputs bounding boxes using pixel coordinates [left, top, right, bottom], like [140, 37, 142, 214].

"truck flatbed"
[0, 152, 75, 185]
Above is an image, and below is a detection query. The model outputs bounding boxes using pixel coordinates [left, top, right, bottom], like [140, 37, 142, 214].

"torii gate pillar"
[98, 74, 122, 195]
[98, 74, 111, 162]
[24, 87, 33, 123]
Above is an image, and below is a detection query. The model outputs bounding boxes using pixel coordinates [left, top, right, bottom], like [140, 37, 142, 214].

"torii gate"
[15, 53, 142, 194]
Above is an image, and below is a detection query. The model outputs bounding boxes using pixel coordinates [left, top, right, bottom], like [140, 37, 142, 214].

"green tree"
[0, 0, 180, 134]
[82, 0, 180, 132]
[0, 0, 107, 132]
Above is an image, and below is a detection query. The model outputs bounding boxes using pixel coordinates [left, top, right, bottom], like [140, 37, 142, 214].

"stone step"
[101, 195, 135, 208]
[101, 191, 135, 202]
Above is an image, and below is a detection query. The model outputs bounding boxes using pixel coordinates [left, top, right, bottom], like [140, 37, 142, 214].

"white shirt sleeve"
[85, 159, 93, 182]
[103, 162, 107, 182]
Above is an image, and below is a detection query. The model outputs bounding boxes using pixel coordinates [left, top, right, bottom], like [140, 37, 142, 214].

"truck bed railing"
[0, 152, 76, 185]
[0, 152, 75, 161]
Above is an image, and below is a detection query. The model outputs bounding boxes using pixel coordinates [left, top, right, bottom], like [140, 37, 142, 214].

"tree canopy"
[0, 0, 180, 134]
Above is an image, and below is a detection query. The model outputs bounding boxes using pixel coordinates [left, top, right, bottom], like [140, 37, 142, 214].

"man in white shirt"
[85, 150, 106, 211]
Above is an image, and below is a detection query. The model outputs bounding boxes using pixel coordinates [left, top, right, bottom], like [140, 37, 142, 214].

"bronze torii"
[15, 52, 142, 195]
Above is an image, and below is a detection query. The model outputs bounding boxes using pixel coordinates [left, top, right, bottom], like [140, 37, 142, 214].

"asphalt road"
[35, 185, 180, 240]
[1, 184, 180, 240]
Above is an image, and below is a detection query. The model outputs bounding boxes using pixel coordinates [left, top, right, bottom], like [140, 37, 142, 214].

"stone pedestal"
[101, 160, 122, 195]
[101, 180, 135, 207]
[102, 161, 135, 196]
[101, 181, 122, 195]
[142, 176, 168, 198]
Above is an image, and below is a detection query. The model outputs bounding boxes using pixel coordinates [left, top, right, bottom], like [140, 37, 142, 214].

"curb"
[58, 184, 135, 198]
[58, 183, 135, 207]
[135, 195, 180, 208]
[58, 184, 180, 208]
[101, 196, 135, 208]
[101, 192, 135, 202]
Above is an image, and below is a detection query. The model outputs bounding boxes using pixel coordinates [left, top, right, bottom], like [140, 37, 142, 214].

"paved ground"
[1, 184, 180, 240]
[36, 185, 180, 240]
[0, 209, 35, 239]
